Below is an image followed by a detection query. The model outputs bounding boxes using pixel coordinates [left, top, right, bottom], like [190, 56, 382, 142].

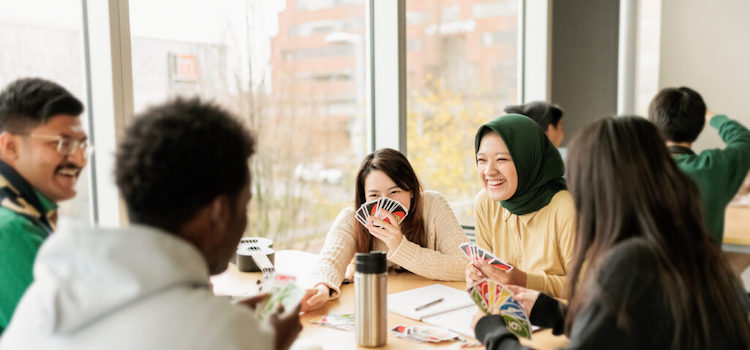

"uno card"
[361, 199, 383, 228]
[364, 199, 380, 217]
[355, 207, 368, 226]
[389, 201, 408, 223]
[469, 285, 489, 313]
[374, 197, 409, 224]
[390, 325, 462, 343]
[459, 242, 473, 259]
[496, 285, 513, 306]
[475, 245, 514, 272]
[309, 314, 355, 331]
[501, 314, 532, 339]
[468, 279, 532, 339]
[375, 197, 387, 218]
[488, 257, 514, 271]
[256, 274, 305, 320]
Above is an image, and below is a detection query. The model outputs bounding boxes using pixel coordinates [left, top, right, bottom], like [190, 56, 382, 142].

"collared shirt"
[474, 189, 576, 298]
[0, 169, 58, 334]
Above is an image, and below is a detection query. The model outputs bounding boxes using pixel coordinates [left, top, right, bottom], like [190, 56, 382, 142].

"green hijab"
[474, 114, 566, 215]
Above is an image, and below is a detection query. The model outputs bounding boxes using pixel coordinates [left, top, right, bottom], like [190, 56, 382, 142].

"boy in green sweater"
[0, 78, 88, 334]
[648, 86, 750, 244]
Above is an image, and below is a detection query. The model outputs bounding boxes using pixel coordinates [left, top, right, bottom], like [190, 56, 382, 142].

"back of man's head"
[648, 86, 706, 143]
[115, 98, 255, 233]
[504, 101, 563, 131]
[0, 78, 84, 133]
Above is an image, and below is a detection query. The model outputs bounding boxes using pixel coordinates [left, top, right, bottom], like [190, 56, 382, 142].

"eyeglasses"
[23, 134, 94, 157]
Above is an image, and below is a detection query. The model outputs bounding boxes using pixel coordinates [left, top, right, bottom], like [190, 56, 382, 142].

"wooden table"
[211, 250, 569, 350]
[723, 206, 750, 253]
[723, 206, 750, 278]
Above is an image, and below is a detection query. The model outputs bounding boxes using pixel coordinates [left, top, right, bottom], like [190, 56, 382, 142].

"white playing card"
[459, 242, 473, 259]
[355, 207, 367, 226]
[386, 198, 398, 212]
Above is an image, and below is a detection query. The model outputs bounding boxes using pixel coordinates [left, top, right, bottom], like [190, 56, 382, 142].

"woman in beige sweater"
[303, 148, 469, 311]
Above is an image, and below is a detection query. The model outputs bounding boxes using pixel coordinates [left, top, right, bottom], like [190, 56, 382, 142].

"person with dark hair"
[0, 98, 304, 350]
[504, 101, 565, 147]
[466, 114, 575, 298]
[0, 78, 87, 334]
[472, 116, 750, 350]
[304, 148, 469, 311]
[648, 86, 750, 244]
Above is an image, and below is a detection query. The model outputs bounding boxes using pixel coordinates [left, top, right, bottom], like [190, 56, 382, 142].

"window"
[0, 0, 92, 223]
[406, 0, 519, 225]
[129, 0, 367, 251]
[634, 0, 662, 115]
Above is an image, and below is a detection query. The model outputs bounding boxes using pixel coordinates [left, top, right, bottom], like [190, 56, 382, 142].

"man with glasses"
[1, 98, 305, 350]
[0, 78, 88, 334]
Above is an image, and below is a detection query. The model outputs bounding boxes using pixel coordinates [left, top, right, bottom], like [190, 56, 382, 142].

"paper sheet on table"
[387, 284, 474, 320]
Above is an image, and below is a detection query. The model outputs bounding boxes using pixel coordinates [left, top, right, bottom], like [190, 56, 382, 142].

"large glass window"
[129, 0, 367, 251]
[634, 0, 661, 116]
[405, 0, 519, 225]
[0, 0, 91, 223]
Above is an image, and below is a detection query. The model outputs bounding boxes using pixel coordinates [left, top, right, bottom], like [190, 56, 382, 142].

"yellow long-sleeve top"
[311, 191, 469, 299]
[474, 189, 576, 298]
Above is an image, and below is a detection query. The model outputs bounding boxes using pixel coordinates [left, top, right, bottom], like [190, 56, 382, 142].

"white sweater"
[0, 222, 274, 350]
[311, 191, 469, 299]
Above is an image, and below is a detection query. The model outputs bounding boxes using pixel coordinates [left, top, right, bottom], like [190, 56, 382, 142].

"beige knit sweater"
[311, 191, 469, 299]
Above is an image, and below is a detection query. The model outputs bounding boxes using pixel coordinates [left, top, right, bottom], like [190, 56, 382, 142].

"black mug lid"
[355, 251, 387, 274]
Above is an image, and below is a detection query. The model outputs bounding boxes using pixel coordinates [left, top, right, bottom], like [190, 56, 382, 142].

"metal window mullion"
[80, 0, 134, 227]
[368, 0, 406, 153]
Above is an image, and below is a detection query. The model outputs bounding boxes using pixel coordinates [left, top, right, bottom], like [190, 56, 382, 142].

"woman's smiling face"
[364, 170, 412, 211]
[476, 132, 518, 202]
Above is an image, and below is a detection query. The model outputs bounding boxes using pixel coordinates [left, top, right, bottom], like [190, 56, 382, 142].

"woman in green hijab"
[465, 114, 576, 298]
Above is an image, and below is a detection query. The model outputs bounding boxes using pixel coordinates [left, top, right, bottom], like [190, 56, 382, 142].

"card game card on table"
[459, 242, 514, 271]
[391, 325, 464, 343]
[468, 279, 531, 339]
[309, 314, 355, 331]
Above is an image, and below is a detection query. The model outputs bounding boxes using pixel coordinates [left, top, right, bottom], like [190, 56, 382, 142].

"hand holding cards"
[459, 242, 514, 271]
[255, 274, 305, 320]
[469, 279, 531, 339]
[355, 197, 409, 227]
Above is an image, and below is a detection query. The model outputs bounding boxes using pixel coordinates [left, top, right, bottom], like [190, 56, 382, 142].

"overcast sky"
[0, 0, 286, 90]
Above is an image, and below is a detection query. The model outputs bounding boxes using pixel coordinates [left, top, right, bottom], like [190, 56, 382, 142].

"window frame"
[80, 0, 544, 227]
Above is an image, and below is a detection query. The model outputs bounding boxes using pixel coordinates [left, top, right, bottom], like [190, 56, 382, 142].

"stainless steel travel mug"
[354, 251, 387, 347]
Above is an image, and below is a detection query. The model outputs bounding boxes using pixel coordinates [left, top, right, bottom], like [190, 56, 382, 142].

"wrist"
[315, 284, 331, 296]
[518, 270, 528, 287]
[386, 235, 406, 257]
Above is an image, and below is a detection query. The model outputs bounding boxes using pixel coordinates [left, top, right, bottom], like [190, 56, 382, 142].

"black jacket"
[475, 238, 749, 349]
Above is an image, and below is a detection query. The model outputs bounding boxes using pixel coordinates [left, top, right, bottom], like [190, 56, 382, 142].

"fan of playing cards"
[459, 242, 514, 271]
[355, 197, 409, 227]
[469, 279, 532, 339]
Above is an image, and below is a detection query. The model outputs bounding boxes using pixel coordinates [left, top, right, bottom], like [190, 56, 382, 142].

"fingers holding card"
[458, 242, 514, 272]
[356, 198, 409, 228]
[468, 279, 532, 339]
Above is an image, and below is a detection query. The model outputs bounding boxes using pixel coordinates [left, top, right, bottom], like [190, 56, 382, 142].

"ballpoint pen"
[414, 297, 445, 311]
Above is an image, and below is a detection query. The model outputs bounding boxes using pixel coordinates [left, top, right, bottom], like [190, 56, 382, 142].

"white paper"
[422, 304, 478, 338]
[387, 284, 475, 320]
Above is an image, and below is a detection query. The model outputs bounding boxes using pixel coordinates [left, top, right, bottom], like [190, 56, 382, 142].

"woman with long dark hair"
[473, 116, 750, 349]
[304, 148, 469, 311]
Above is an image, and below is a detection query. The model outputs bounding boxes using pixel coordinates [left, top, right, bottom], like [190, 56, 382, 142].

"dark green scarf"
[474, 114, 566, 215]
